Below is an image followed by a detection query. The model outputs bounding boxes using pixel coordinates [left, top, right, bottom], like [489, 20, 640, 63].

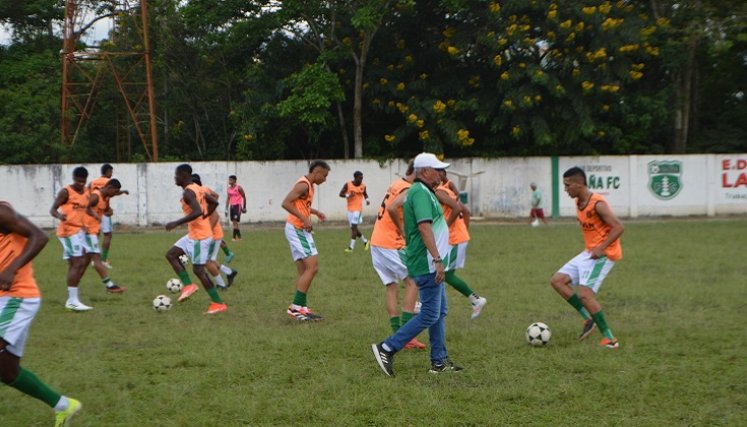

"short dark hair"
[229, 175, 237, 181]
[101, 163, 113, 175]
[191, 173, 202, 186]
[563, 166, 587, 185]
[405, 160, 415, 176]
[353, 171, 363, 178]
[309, 160, 331, 173]
[176, 164, 192, 175]
[106, 178, 122, 189]
[73, 166, 88, 179]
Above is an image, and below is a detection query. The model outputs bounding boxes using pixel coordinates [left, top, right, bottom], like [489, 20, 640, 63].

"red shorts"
[530, 208, 545, 219]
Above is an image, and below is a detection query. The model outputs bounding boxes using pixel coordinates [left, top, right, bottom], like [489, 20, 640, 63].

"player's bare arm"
[165, 189, 203, 231]
[282, 182, 312, 230]
[87, 193, 102, 222]
[363, 188, 370, 205]
[435, 189, 461, 226]
[339, 183, 349, 198]
[590, 201, 625, 259]
[460, 202, 471, 229]
[0, 204, 49, 291]
[386, 190, 408, 237]
[49, 188, 69, 221]
[310, 208, 326, 221]
[204, 193, 219, 218]
[239, 186, 247, 212]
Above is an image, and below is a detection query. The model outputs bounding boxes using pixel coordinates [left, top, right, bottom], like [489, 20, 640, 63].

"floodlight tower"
[61, 0, 159, 161]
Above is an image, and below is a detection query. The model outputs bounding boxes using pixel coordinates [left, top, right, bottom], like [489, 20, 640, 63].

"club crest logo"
[648, 160, 683, 200]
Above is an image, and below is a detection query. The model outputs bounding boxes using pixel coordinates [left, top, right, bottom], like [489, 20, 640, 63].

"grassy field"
[2, 218, 747, 426]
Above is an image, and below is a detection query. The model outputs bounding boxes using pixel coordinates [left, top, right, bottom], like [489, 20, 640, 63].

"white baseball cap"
[413, 152, 450, 169]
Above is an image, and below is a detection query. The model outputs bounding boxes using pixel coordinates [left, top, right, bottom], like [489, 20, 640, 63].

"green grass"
[3, 219, 747, 426]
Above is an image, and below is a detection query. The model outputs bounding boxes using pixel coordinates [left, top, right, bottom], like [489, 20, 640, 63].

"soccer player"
[0, 201, 82, 426]
[225, 175, 247, 241]
[164, 164, 227, 315]
[529, 182, 548, 226]
[281, 160, 330, 321]
[372, 153, 464, 376]
[88, 164, 129, 268]
[192, 174, 238, 289]
[435, 169, 487, 319]
[370, 161, 425, 349]
[85, 179, 127, 293]
[551, 166, 624, 349]
[50, 166, 95, 311]
[339, 171, 370, 252]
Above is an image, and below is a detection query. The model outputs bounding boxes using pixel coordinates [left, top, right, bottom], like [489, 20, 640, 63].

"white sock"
[220, 265, 232, 275]
[213, 275, 226, 287]
[382, 342, 393, 352]
[103, 277, 115, 288]
[361, 236, 368, 243]
[67, 287, 79, 303]
[349, 239, 356, 249]
[54, 396, 69, 412]
[290, 303, 301, 310]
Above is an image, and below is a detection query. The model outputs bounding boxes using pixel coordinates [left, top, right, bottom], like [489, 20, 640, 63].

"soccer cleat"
[371, 343, 395, 377]
[65, 301, 93, 312]
[106, 285, 126, 294]
[299, 306, 323, 321]
[470, 297, 487, 319]
[226, 270, 238, 287]
[344, 247, 353, 253]
[55, 397, 82, 427]
[225, 252, 235, 264]
[578, 319, 597, 341]
[287, 306, 309, 321]
[599, 337, 619, 349]
[102, 261, 112, 269]
[404, 338, 427, 350]
[428, 359, 464, 373]
[178, 284, 199, 302]
[364, 241, 370, 251]
[205, 302, 228, 314]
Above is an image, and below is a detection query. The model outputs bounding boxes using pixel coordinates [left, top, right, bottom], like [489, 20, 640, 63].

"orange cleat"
[404, 338, 427, 350]
[599, 337, 619, 349]
[205, 302, 228, 314]
[178, 284, 199, 302]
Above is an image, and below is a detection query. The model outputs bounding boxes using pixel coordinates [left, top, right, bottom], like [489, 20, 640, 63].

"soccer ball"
[166, 278, 183, 294]
[153, 295, 172, 312]
[526, 322, 551, 346]
[179, 254, 189, 266]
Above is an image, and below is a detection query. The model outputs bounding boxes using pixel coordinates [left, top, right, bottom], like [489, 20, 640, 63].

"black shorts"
[230, 205, 242, 222]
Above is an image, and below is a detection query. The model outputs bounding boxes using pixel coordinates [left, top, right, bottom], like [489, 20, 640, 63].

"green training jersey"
[402, 180, 451, 277]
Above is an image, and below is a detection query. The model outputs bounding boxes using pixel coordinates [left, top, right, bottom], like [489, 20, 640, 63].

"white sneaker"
[65, 301, 94, 311]
[103, 261, 112, 269]
[470, 297, 487, 319]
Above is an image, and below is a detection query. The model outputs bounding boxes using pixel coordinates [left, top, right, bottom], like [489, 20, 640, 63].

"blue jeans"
[384, 272, 448, 363]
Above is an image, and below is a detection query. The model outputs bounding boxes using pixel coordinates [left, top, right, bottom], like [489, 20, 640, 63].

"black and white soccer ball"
[526, 322, 552, 346]
[153, 295, 172, 312]
[178, 254, 189, 266]
[165, 278, 183, 294]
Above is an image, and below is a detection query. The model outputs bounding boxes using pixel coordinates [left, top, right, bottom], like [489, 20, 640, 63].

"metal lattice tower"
[61, 0, 158, 161]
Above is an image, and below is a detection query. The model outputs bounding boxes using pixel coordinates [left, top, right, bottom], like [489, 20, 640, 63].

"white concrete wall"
[0, 154, 745, 227]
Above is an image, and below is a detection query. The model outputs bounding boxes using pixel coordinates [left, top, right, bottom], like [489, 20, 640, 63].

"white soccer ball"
[179, 254, 189, 266]
[526, 322, 551, 346]
[166, 278, 183, 294]
[153, 295, 172, 312]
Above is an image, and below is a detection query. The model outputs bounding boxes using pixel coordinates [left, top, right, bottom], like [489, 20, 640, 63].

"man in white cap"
[371, 153, 463, 376]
